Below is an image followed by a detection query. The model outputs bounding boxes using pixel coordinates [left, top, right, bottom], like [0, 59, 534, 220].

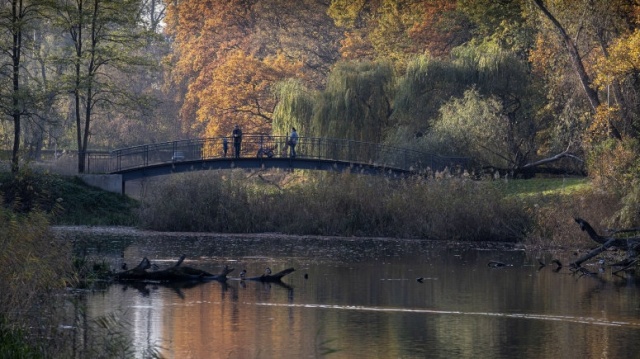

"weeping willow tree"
[391, 55, 469, 134]
[311, 61, 395, 142]
[272, 61, 395, 142]
[271, 79, 315, 136]
[388, 43, 549, 172]
[392, 44, 536, 132]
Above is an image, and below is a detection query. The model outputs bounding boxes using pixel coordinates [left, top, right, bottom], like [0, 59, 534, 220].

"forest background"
[0, 0, 639, 227]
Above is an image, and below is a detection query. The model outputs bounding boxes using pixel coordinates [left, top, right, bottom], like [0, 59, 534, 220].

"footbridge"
[85, 135, 468, 193]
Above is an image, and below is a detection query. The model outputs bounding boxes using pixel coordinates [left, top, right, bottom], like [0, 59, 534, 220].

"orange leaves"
[339, 32, 375, 61]
[165, 0, 336, 138]
[197, 51, 302, 138]
[528, 33, 563, 77]
[409, 0, 467, 57]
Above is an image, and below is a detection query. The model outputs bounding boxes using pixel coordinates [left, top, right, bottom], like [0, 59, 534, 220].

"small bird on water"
[240, 269, 247, 279]
[265, 267, 272, 275]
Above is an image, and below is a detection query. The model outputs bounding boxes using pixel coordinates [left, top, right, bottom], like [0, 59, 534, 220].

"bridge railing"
[104, 135, 468, 174]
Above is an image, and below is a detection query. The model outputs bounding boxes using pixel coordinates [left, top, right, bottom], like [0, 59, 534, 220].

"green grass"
[0, 319, 43, 359]
[48, 176, 139, 225]
[493, 177, 591, 198]
[0, 170, 138, 226]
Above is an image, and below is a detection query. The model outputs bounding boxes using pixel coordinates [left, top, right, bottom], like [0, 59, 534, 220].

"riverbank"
[0, 168, 614, 247]
[51, 224, 527, 249]
[50, 226, 592, 258]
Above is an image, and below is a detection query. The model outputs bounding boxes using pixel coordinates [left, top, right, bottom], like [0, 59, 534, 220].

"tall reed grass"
[137, 170, 531, 241]
[0, 208, 72, 357]
[0, 194, 153, 358]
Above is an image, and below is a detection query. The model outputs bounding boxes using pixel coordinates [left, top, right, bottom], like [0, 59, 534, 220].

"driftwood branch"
[243, 268, 295, 282]
[521, 150, 580, 169]
[483, 149, 584, 178]
[114, 257, 297, 286]
[571, 218, 640, 268]
[116, 256, 233, 282]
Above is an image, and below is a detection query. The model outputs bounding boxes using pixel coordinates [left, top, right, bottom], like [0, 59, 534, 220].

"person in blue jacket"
[289, 127, 298, 158]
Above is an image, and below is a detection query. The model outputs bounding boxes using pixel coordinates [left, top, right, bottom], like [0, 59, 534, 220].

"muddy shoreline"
[50, 225, 530, 251]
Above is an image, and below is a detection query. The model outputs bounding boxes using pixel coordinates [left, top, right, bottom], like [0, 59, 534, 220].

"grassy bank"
[0, 169, 138, 225]
[0, 168, 616, 246]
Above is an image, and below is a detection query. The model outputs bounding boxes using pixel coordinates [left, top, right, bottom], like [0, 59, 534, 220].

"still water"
[69, 231, 640, 359]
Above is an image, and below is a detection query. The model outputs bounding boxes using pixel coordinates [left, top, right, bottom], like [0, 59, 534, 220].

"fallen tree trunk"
[571, 218, 640, 268]
[115, 256, 234, 282]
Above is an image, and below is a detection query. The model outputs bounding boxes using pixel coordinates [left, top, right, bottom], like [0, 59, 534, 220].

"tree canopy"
[0, 0, 639, 217]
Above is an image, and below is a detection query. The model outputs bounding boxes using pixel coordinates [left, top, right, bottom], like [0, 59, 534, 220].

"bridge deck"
[85, 135, 469, 181]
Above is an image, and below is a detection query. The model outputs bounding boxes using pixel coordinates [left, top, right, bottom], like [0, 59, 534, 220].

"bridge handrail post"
[117, 150, 121, 172]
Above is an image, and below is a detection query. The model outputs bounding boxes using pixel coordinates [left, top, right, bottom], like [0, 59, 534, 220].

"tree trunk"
[571, 218, 640, 267]
[532, 0, 601, 113]
[10, 0, 23, 174]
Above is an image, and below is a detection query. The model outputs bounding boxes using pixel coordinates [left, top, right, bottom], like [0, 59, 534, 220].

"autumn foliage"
[159, 0, 640, 214]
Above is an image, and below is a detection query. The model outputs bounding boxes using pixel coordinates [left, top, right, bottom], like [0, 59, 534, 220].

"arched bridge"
[86, 135, 468, 192]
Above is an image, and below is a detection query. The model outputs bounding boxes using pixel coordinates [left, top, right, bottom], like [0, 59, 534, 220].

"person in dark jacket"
[222, 137, 228, 157]
[232, 125, 242, 158]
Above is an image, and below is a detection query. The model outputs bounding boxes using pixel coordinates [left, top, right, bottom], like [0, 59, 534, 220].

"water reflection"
[68, 233, 640, 359]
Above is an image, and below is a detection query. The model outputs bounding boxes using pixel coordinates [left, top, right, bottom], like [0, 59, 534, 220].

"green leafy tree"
[0, 0, 47, 173]
[428, 88, 535, 171]
[271, 78, 315, 137]
[55, 0, 151, 172]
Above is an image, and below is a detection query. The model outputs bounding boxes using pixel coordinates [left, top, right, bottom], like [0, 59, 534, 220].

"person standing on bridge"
[288, 127, 298, 158]
[222, 137, 228, 157]
[232, 125, 242, 158]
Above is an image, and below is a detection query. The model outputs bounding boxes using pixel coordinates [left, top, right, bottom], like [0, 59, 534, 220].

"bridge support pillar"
[78, 174, 124, 195]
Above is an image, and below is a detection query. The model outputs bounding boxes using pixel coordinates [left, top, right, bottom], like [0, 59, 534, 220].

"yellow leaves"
[528, 33, 563, 77]
[585, 105, 622, 146]
[327, 0, 367, 28]
[594, 29, 640, 88]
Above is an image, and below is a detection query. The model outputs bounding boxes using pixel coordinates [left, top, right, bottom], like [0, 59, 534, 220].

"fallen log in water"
[242, 267, 295, 282]
[571, 218, 640, 268]
[115, 255, 234, 282]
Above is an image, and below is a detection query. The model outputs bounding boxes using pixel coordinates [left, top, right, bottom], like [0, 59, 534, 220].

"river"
[59, 228, 640, 359]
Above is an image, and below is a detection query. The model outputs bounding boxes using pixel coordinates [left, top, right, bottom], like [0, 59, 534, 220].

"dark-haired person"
[232, 125, 242, 158]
